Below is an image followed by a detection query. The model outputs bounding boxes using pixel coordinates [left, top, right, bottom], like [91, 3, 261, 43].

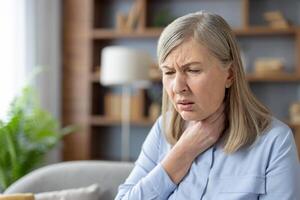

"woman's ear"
[225, 64, 234, 88]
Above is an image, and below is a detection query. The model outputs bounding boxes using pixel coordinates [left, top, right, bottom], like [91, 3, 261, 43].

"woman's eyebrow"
[161, 65, 173, 70]
[181, 61, 202, 69]
[161, 61, 202, 70]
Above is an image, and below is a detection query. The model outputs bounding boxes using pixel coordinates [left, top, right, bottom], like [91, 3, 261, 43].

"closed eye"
[187, 69, 201, 73]
[164, 71, 175, 75]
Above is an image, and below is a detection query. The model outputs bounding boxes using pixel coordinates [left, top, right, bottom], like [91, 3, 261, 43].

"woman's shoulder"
[152, 115, 163, 134]
[223, 117, 297, 174]
[151, 115, 172, 153]
[254, 117, 295, 155]
[148, 115, 167, 143]
[256, 117, 299, 178]
[261, 117, 293, 142]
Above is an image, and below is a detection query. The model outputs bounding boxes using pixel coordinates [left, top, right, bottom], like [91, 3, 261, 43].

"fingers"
[180, 111, 226, 157]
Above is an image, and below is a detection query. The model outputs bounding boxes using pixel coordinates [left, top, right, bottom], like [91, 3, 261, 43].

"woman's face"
[161, 38, 232, 121]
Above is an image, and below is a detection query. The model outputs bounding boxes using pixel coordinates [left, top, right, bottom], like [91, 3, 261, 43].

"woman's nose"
[173, 73, 188, 94]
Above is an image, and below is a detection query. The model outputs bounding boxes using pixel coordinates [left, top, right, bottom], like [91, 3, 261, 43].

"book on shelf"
[104, 90, 145, 121]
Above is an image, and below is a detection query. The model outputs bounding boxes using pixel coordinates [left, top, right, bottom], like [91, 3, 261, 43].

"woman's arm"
[162, 105, 225, 184]
[259, 129, 300, 199]
[115, 117, 177, 200]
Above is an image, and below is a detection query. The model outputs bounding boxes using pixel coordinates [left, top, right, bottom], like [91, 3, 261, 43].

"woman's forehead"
[161, 39, 213, 67]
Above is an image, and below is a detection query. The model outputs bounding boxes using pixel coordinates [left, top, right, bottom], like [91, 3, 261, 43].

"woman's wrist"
[173, 141, 199, 162]
[161, 143, 196, 184]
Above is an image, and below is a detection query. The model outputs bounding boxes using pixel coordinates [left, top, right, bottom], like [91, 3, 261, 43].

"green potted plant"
[0, 86, 73, 191]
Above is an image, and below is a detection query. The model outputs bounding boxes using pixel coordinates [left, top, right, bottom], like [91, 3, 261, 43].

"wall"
[26, 0, 62, 163]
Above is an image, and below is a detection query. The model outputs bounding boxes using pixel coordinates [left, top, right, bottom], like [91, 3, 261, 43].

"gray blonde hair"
[157, 11, 271, 153]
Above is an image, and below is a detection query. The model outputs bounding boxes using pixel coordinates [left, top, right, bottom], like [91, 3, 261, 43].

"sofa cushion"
[35, 184, 100, 200]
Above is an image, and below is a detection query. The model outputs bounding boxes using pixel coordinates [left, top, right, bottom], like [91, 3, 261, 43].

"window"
[0, 0, 26, 120]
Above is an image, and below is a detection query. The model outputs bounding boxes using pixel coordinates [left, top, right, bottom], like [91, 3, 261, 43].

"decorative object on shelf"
[130, 90, 145, 121]
[149, 64, 161, 80]
[104, 91, 144, 121]
[290, 102, 300, 124]
[116, 12, 128, 31]
[263, 10, 290, 29]
[147, 82, 162, 121]
[104, 93, 122, 120]
[153, 9, 174, 27]
[100, 46, 152, 161]
[115, 0, 144, 32]
[149, 103, 161, 121]
[254, 57, 284, 76]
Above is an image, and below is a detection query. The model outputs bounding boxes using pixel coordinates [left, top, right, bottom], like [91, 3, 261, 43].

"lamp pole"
[121, 85, 131, 161]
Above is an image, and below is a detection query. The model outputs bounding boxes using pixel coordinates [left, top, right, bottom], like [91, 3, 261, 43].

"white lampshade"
[100, 46, 151, 87]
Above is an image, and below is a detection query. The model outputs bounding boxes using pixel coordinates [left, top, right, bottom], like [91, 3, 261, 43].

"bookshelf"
[63, 0, 300, 161]
[92, 27, 300, 39]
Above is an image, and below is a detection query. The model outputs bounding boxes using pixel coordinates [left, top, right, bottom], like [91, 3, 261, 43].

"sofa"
[4, 161, 134, 200]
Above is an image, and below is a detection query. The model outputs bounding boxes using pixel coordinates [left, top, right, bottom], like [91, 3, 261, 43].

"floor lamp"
[100, 46, 151, 161]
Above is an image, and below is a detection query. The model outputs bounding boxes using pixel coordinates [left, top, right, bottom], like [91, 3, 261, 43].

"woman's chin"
[179, 111, 203, 121]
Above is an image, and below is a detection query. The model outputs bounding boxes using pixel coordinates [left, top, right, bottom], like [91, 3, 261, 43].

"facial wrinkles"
[162, 41, 203, 99]
[171, 48, 187, 71]
[163, 39, 198, 71]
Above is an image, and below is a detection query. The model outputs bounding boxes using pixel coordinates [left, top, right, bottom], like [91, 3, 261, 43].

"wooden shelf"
[90, 115, 155, 126]
[91, 27, 299, 39]
[234, 26, 299, 36]
[92, 28, 162, 39]
[91, 70, 162, 83]
[246, 73, 300, 82]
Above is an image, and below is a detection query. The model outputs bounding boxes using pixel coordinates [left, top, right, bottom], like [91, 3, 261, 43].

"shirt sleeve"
[259, 129, 300, 200]
[115, 117, 177, 200]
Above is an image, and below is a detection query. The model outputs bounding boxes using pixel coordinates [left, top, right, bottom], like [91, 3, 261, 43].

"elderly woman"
[115, 11, 300, 199]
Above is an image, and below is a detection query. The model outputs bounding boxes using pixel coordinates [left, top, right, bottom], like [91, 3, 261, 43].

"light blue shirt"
[115, 117, 300, 199]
